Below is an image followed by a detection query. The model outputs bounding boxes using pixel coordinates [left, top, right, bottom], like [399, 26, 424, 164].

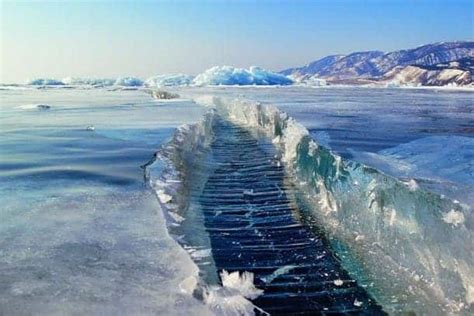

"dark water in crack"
[199, 117, 385, 314]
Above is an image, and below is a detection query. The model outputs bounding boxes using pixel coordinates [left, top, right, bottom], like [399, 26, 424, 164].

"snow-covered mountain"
[282, 41, 474, 85]
[383, 57, 473, 86]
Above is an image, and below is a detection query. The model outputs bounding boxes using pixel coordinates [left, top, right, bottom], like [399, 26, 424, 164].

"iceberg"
[27, 78, 64, 85]
[114, 77, 144, 86]
[193, 66, 293, 86]
[145, 74, 194, 87]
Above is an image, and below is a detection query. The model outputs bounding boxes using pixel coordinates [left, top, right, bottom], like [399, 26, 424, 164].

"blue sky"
[1, 0, 472, 83]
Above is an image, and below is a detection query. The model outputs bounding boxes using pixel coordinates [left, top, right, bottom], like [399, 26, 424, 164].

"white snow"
[289, 74, 327, 86]
[442, 209, 465, 227]
[193, 66, 293, 86]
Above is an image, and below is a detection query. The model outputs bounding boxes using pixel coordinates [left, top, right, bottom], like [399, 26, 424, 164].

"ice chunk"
[193, 66, 293, 86]
[334, 279, 344, 286]
[16, 104, 51, 110]
[27, 78, 64, 85]
[62, 77, 115, 86]
[261, 265, 297, 283]
[114, 77, 144, 86]
[149, 90, 180, 100]
[179, 276, 198, 295]
[145, 74, 194, 87]
[220, 270, 263, 300]
[157, 190, 172, 203]
[204, 270, 265, 315]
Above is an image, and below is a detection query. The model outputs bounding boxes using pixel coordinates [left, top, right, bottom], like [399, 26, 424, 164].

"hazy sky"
[1, 0, 472, 83]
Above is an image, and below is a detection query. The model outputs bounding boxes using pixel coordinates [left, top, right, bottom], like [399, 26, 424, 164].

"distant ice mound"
[27, 78, 64, 85]
[193, 66, 293, 86]
[62, 77, 115, 86]
[114, 77, 144, 86]
[16, 104, 51, 110]
[289, 74, 328, 86]
[145, 74, 194, 88]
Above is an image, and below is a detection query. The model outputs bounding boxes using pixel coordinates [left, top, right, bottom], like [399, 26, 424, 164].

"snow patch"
[442, 209, 465, 227]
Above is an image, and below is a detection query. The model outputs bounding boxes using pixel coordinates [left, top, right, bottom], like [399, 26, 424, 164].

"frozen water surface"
[1, 86, 472, 315]
[0, 88, 210, 315]
[177, 86, 473, 204]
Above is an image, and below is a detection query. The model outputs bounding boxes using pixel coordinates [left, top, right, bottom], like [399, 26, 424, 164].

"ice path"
[199, 117, 385, 314]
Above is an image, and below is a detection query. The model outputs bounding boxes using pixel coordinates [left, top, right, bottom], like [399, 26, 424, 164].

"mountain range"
[281, 41, 474, 86]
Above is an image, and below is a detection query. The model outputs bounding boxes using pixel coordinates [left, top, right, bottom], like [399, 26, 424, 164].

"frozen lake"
[0, 89, 210, 315]
[0, 86, 472, 314]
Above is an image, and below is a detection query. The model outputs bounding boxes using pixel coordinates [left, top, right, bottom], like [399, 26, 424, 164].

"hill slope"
[282, 41, 474, 86]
